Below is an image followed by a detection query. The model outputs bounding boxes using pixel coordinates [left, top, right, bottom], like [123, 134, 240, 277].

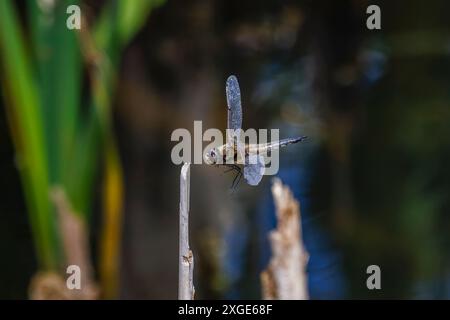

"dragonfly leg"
[230, 166, 243, 190]
[223, 164, 240, 174]
[223, 165, 237, 174]
[235, 169, 243, 187]
[223, 164, 243, 190]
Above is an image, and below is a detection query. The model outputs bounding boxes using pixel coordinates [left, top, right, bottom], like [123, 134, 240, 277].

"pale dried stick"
[261, 178, 309, 300]
[178, 163, 194, 300]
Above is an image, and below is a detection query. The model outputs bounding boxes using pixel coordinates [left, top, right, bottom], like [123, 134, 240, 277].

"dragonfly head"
[204, 148, 219, 165]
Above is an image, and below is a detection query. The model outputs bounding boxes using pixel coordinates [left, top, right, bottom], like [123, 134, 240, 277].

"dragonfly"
[204, 75, 307, 187]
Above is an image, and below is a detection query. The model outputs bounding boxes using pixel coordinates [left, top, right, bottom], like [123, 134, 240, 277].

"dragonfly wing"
[244, 154, 265, 186]
[226, 75, 243, 143]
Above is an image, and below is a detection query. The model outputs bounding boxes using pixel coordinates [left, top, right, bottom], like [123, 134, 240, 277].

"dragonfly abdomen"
[248, 136, 307, 154]
[278, 136, 308, 147]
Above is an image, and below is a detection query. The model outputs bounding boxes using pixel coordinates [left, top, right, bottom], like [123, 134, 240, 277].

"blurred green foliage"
[0, 0, 164, 297]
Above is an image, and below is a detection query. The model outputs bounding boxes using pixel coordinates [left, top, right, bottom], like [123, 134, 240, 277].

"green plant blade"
[0, 0, 59, 270]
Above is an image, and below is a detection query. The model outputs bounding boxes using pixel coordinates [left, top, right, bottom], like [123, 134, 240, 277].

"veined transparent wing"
[225, 75, 244, 164]
[244, 154, 265, 186]
[226, 75, 242, 132]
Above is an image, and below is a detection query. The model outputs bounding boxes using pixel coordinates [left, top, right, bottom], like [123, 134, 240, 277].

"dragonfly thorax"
[205, 144, 247, 166]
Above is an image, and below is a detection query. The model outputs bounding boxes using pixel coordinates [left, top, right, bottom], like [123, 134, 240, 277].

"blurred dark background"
[1, 0, 450, 299]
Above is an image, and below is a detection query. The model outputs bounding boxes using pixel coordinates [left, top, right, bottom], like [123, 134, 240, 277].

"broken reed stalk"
[261, 178, 309, 300]
[29, 187, 99, 300]
[178, 163, 195, 300]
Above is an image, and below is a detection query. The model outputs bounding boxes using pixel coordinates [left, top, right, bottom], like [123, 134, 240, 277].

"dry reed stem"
[29, 187, 99, 300]
[261, 178, 309, 300]
[179, 163, 194, 300]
